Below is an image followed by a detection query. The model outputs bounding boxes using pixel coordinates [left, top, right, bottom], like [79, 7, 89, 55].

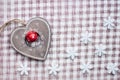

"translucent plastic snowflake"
[95, 44, 106, 57]
[80, 31, 92, 44]
[80, 62, 93, 74]
[103, 16, 115, 29]
[17, 62, 30, 75]
[66, 47, 78, 60]
[106, 63, 119, 75]
[48, 62, 60, 76]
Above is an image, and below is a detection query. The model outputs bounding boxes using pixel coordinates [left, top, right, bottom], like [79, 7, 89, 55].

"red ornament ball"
[25, 31, 39, 42]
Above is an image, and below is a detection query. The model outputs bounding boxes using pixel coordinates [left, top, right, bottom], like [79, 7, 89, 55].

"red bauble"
[25, 31, 38, 42]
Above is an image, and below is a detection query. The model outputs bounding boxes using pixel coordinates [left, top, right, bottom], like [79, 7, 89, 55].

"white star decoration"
[106, 63, 119, 75]
[48, 62, 60, 76]
[80, 62, 93, 74]
[17, 62, 30, 75]
[80, 31, 92, 44]
[103, 16, 115, 29]
[66, 47, 78, 60]
[95, 44, 106, 57]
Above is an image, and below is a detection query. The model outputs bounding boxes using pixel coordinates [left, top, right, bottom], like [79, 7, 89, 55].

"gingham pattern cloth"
[0, 0, 120, 80]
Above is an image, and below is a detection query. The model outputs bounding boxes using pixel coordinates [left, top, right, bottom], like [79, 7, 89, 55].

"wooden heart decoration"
[10, 17, 51, 60]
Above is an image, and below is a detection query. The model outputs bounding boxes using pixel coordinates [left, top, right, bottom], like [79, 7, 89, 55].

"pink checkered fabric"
[0, 0, 120, 80]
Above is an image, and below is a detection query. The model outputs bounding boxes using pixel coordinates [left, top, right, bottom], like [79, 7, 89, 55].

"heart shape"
[11, 17, 51, 60]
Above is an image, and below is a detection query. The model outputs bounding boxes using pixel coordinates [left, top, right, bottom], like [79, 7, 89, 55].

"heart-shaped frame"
[11, 17, 51, 60]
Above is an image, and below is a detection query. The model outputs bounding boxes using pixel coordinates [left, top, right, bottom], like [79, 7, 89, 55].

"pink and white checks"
[0, 0, 120, 80]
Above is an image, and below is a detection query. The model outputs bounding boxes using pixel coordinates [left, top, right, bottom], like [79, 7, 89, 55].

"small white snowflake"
[106, 63, 119, 75]
[95, 44, 106, 57]
[103, 16, 115, 29]
[80, 62, 93, 74]
[48, 62, 60, 76]
[17, 62, 30, 75]
[80, 31, 92, 44]
[66, 47, 78, 60]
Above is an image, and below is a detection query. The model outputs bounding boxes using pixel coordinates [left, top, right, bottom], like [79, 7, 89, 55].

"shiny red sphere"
[25, 31, 38, 42]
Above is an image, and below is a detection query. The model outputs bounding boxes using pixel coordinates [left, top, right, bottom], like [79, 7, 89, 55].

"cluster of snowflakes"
[16, 16, 119, 76]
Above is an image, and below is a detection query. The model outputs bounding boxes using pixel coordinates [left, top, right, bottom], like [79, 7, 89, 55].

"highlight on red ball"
[25, 31, 39, 42]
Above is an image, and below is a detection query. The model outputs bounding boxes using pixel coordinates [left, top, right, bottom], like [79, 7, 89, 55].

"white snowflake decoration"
[80, 31, 92, 44]
[103, 16, 115, 29]
[106, 63, 119, 75]
[95, 44, 106, 57]
[66, 47, 78, 60]
[80, 62, 93, 74]
[17, 62, 30, 75]
[48, 62, 60, 76]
